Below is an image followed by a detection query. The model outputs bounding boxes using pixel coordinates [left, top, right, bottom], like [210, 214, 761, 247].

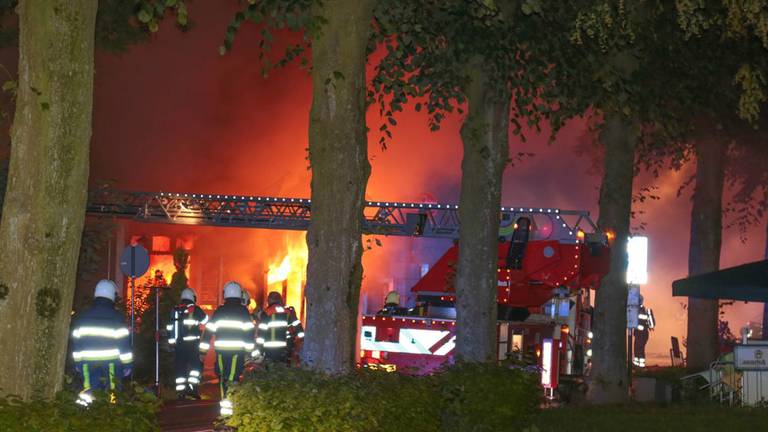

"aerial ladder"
[86, 190, 600, 241]
[88, 190, 610, 388]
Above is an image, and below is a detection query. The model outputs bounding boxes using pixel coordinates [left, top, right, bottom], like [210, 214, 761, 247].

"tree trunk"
[301, 0, 374, 374]
[686, 135, 726, 371]
[587, 113, 637, 403]
[454, 65, 510, 362]
[0, 0, 97, 399]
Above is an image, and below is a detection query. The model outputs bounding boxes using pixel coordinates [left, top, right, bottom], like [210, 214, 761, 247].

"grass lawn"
[532, 404, 768, 432]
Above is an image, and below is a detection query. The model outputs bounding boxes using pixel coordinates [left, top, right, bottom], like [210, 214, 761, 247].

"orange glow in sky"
[90, 0, 766, 366]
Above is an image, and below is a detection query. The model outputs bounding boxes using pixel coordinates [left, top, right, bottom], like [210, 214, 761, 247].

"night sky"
[88, 0, 766, 364]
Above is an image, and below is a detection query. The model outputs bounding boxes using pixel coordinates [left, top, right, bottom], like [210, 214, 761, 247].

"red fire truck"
[360, 209, 610, 395]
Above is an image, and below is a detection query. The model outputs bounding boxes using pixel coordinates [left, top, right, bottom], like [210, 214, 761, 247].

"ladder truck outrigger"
[86, 191, 611, 395]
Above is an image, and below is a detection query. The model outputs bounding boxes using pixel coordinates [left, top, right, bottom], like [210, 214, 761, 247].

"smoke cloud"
[91, 0, 766, 364]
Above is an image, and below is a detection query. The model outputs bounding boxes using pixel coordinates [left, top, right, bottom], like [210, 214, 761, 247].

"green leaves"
[136, 9, 152, 24]
[134, 0, 189, 33]
[734, 62, 767, 123]
[227, 364, 539, 432]
[370, 0, 565, 147]
[521, 0, 543, 16]
[219, 0, 316, 78]
[0, 388, 159, 432]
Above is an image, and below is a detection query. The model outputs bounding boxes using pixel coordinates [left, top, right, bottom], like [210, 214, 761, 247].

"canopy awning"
[672, 260, 768, 302]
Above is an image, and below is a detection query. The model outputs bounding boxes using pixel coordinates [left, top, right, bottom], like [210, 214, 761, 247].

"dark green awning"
[672, 260, 768, 302]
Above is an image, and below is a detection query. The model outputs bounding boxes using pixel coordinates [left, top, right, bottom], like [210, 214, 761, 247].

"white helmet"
[94, 279, 118, 302]
[223, 281, 242, 299]
[181, 288, 196, 302]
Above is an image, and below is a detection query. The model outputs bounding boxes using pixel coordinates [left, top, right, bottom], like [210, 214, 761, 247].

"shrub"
[227, 363, 540, 432]
[228, 365, 440, 432]
[532, 404, 768, 432]
[0, 387, 159, 432]
[438, 363, 540, 432]
[359, 368, 442, 432]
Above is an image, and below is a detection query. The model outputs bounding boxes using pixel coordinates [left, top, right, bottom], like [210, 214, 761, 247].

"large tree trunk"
[301, 0, 374, 374]
[0, 0, 97, 399]
[686, 135, 726, 371]
[587, 113, 637, 403]
[454, 65, 510, 362]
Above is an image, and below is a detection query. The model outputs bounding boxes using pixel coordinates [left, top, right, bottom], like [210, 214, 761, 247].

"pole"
[627, 328, 633, 392]
[626, 283, 640, 397]
[130, 276, 135, 383]
[155, 286, 160, 396]
[130, 245, 136, 347]
[107, 237, 112, 280]
[130, 276, 136, 347]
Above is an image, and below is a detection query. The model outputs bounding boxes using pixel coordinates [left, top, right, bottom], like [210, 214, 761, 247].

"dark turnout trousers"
[174, 343, 202, 394]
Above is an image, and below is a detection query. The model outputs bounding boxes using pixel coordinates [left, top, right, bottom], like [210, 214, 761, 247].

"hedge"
[0, 387, 159, 432]
[532, 404, 768, 432]
[227, 363, 540, 432]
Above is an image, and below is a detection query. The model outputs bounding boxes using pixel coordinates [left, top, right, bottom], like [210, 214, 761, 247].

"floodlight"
[541, 339, 553, 387]
[626, 236, 648, 285]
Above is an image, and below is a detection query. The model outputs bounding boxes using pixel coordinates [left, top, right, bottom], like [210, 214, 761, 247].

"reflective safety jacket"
[637, 306, 655, 332]
[70, 297, 133, 366]
[166, 300, 208, 346]
[199, 298, 255, 354]
[255, 304, 304, 355]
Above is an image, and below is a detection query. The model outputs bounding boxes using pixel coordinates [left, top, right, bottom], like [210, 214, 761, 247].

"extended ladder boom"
[86, 191, 599, 241]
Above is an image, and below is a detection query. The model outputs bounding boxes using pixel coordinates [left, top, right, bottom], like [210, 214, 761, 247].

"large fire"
[266, 235, 308, 319]
[127, 253, 192, 325]
[144, 255, 180, 286]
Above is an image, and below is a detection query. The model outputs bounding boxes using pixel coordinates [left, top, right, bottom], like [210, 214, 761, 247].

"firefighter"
[377, 290, 401, 316]
[254, 291, 304, 365]
[70, 279, 132, 406]
[633, 297, 655, 368]
[166, 287, 208, 400]
[506, 217, 531, 269]
[241, 288, 252, 310]
[199, 281, 255, 416]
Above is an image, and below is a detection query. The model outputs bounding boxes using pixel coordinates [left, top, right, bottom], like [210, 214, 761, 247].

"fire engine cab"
[360, 207, 610, 396]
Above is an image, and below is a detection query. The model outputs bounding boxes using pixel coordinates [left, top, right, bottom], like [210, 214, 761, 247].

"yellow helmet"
[384, 291, 400, 306]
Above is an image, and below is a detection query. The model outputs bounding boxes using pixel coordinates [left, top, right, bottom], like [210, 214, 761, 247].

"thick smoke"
[91, 0, 766, 364]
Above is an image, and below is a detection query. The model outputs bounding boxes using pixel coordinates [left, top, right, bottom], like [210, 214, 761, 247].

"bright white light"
[626, 236, 648, 285]
[541, 339, 553, 387]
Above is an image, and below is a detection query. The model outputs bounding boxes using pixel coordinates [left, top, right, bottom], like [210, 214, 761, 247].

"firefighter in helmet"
[166, 287, 208, 399]
[70, 280, 133, 406]
[254, 291, 304, 365]
[199, 281, 255, 416]
[633, 296, 655, 368]
[377, 290, 403, 316]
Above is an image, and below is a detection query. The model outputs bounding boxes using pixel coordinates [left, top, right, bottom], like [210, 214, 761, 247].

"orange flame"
[266, 236, 307, 318]
[267, 255, 292, 285]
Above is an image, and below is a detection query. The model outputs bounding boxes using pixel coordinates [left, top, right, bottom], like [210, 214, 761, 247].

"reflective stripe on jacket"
[256, 304, 304, 352]
[167, 300, 208, 345]
[200, 298, 255, 353]
[70, 297, 132, 364]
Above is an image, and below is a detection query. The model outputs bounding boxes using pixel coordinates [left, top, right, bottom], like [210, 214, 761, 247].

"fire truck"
[360, 208, 610, 395]
[86, 191, 609, 393]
